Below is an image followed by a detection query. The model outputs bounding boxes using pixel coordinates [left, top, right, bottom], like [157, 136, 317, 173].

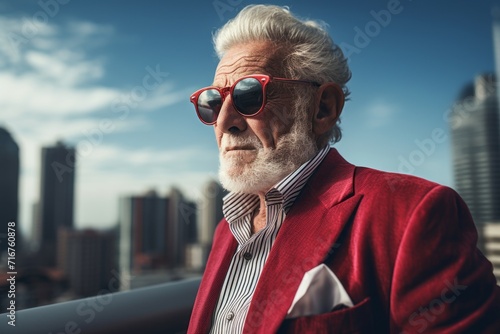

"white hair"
[213, 4, 351, 144]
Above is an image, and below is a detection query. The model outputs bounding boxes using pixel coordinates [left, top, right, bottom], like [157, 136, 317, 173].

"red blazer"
[188, 149, 500, 333]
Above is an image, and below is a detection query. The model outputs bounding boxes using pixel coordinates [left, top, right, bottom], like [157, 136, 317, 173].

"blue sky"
[1, 0, 499, 236]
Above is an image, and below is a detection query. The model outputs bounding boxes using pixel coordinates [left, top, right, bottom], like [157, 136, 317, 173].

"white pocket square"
[286, 263, 353, 319]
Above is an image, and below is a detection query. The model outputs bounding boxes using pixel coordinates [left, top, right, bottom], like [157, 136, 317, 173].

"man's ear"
[311, 83, 345, 139]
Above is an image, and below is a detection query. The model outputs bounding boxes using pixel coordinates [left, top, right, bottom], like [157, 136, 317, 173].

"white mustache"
[221, 135, 263, 151]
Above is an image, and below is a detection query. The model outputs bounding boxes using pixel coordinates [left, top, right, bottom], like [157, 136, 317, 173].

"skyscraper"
[0, 127, 20, 255]
[476, 11, 500, 283]
[119, 190, 169, 283]
[58, 228, 116, 297]
[450, 73, 500, 224]
[35, 141, 76, 266]
[167, 187, 191, 268]
[197, 180, 226, 265]
[118, 187, 197, 288]
[184, 200, 198, 244]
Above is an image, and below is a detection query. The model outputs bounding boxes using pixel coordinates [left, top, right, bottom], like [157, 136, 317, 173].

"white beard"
[218, 113, 318, 194]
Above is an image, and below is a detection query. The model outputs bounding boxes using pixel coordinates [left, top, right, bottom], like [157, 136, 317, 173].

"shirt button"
[243, 252, 252, 260]
[226, 311, 234, 321]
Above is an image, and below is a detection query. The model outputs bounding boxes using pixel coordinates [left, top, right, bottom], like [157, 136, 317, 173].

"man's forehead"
[213, 41, 284, 85]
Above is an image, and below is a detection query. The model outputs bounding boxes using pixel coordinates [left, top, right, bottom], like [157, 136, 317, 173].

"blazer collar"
[244, 148, 362, 333]
[307, 147, 357, 208]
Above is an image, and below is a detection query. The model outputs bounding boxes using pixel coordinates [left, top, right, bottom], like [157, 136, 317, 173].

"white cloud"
[68, 21, 115, 37]
[25, 50, 104, 85]
[0, 15, 57, 64]
[364, 100, 397, 128]
[0, 73, 119, 117]
[141, 82, 190, 111]
[30, 35, 60, 51]
[0, 14, 200, 238]
[0, 17, 121, 121]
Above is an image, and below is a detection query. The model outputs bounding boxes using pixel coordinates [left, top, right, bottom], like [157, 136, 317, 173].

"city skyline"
[0, 177, 221, 310]
[1, 0, 500, 238]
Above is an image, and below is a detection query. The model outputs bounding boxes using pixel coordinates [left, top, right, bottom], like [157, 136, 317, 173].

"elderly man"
[187, 4, 500, 333]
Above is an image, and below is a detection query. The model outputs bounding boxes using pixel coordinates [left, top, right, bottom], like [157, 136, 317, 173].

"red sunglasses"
[189, 74, 320, 125]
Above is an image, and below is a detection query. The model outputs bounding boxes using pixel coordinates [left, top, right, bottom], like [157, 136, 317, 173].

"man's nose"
[216, 94, 247, 134]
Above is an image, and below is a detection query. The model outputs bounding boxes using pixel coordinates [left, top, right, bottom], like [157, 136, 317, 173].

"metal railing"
[0, 277, 201, 334]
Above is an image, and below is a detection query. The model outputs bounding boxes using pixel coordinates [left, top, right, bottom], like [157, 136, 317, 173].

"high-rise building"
[450, 73, 500, 225]
[167, 187, 192, 268]
[0, 127, 20, 255]
[197, 180, 226, 266]
[184, 200, 198, 244]
[58, 228, 117, 297]
[119, 190, 169, 284]
[471, 12, 500, 283]
[118, 188, 197, 288]
[35, 141, 76, 266]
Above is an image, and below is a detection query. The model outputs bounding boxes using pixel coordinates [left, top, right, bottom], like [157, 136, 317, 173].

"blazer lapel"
[188, 220, 237, 333]
[244, 149, 362, 333]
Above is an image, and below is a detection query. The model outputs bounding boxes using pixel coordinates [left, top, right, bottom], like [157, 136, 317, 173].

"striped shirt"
[210, 146, 330, 333]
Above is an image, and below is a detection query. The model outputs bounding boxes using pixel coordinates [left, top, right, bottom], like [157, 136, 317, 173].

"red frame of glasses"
[190, 74, 319, 125]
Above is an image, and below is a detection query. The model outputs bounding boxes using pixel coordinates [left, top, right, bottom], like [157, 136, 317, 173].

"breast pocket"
[278, 297, 373, 334]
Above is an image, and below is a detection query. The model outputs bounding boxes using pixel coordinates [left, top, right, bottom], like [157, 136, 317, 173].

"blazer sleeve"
[390, 185, 500, 333]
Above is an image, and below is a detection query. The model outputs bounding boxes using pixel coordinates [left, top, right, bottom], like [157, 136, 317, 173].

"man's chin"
[218, 164, 282, 194]
[219, 175, 276, 194]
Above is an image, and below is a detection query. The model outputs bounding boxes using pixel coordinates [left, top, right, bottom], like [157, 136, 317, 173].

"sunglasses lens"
[197, 89, 221, 124]
[233, 78, 263, 115]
